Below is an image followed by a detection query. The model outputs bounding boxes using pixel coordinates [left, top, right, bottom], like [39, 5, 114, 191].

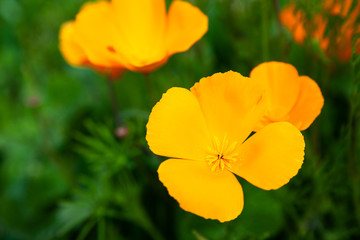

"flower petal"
[191, 71, 266, 144]
[158, 159, 244, 222]
[250, 62, 301, 123]
[166, 0, 208, 55]
[279, 3, 306, 44]
[146, 87, 211, 161]
[287, 76, 324, 130]
[232, 122, 305, 190]
[59, 21, 88, 66]
[111, 0, 167, 67]
[325, 0, 353, 17]
[73, 1, 127, 68]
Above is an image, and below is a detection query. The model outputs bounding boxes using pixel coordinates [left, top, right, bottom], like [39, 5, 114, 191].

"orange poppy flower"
[279, 3, 329, 50]
[60, 21, 124, 78]
[250, 62, 324, 131]
[324, 0, 353, 17]
[335, 1, 360, 61]
[279, 3, 307, 44]
[146, 71, 305, 222]
[59, 0, 208, 75]
[280, 0, 360, 62]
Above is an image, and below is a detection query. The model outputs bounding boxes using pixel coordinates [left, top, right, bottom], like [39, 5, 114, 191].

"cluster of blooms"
[59, 0, 324, 222]
[280, 0, 360, 62]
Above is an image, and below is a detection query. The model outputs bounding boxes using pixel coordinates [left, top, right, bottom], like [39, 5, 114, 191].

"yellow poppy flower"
[146, 71, 305, 222]
[59, 21, 124, 78]
[250, 62, 324, 131]
[59, 0, 208, 75]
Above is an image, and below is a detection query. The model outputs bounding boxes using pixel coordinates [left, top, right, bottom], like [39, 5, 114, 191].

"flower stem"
[106, 77, 123, 128]
[76, 220, 96, 240]
[262, 0, 270, 61]
[120, 197, 164, 240]
[136, 206, 165, 240]
[349, 57, 360, 226]
[97, 217, 106, 240]
[144, 73, 156, 105]
[272, 0, 281, 26]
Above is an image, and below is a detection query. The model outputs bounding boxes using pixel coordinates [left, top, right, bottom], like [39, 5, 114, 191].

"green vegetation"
[0, 0, 359, 239]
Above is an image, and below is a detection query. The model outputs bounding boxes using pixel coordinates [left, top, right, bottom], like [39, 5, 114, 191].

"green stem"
[313, 62, 328, 159]
[120, 183, 165, 240]
[221, 222, 233, 240]
[106, 77, 122, 128]
[262, 0, 270, 62]
[271, 0, 281, 26]
[349, 59, 360, 226]
[112, 207, 165, 240]
[134, 204, 164, 240]
[97, 217, 106, 240]
[76, 220, 96, 240]
[144, 73, 156, 106]
[192, 230, 208, 240]
[112, 169, 164, 240]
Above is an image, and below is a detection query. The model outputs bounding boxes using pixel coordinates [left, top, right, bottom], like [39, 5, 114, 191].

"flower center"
[206, 135, 238, 172]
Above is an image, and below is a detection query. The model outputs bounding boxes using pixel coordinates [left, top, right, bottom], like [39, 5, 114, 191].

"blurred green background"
[0, 0, 359, 239]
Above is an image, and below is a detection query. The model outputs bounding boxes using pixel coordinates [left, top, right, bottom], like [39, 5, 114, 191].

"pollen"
[206, 135, 238, 172]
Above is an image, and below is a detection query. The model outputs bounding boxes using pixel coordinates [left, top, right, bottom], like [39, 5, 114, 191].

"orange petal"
[111, 0, 167, 68]
[158, 159, 244, 222]
[146, 87, 211, 161]
[279, 3, 297, 30]
[232, 122, 305, 190]
[166, 0, 208, 55]
[59, 21, 124, 77]
[293, 24, 307, 44]
[287, 76, 324, 130]
[280, 3, 307, 44]
[341, 0, 353, 17]
[128, 57, 168, 74]
[250, 62, 301, 129]
[312, 14, 328, 43]
[191, 71, 266, 145]
[73, 1, 127, 68]
[59, 21, 88, 66]
[325, 0, 353, 17]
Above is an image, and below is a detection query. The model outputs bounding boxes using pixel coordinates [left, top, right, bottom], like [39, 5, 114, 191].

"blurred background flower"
[280, 0, 360, 62]
[59, 0, 208, 77]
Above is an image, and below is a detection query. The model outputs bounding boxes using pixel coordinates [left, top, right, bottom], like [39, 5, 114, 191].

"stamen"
[206, 135, 239, 172]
